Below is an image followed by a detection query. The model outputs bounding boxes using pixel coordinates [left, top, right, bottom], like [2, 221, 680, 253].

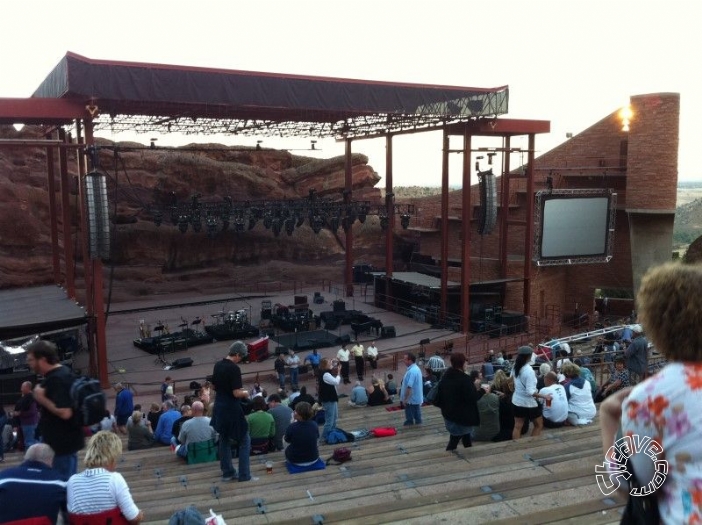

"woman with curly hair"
[601, 263, 702, 525]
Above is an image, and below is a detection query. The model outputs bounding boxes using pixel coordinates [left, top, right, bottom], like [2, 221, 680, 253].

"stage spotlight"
[177, 215, 189, 234]
[285, 217, 295, 236]
[379, 215, 389, 231]
[153, 209, 163, 227]
[400, 213, 411, 229]
[206, 215, 218, 238]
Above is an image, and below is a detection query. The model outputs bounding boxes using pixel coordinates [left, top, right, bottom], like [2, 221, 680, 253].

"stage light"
[400, 213, 411, 229]
[192, 215, 202, 233]
[285, 217, 295, 235]
[83, 171, 111, 260]
[379, 215, 389, 231]
[206, 215, 218, 238]
[178, 215, 189, 233]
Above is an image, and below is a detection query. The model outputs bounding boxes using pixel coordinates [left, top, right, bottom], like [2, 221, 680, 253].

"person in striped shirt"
[67, 431, 143, 523]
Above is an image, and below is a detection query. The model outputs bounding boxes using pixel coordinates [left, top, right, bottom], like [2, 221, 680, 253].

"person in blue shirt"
[400, 352, 423, 426]
[0, 443, 67, 524]
[154, 400, 180, 445]
[304, 348, 321, 377]
[114, 382, 134, 435]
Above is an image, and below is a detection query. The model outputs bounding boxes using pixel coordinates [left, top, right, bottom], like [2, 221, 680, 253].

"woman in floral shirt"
[601, 263, 702, 525]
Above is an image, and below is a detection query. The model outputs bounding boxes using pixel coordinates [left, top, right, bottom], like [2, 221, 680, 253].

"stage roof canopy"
[0, 285, 87, 341]
[30, 52, 509, 139]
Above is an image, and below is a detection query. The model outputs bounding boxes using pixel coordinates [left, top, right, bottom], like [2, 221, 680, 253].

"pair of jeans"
[218, 432, 252, 481]
[403, 403, 422, 426]
[21, 424, 38, 448]
[278, 373, 286, 389]
[52, 452, 78, 481]
[321, 401, 338, 441]
[289, 367, 299, 388]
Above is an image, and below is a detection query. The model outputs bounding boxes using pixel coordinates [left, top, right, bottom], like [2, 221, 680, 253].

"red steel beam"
[499, 136, 511, 278]
[385, 134, 394, 279]
[445, 118, 550, 137]
[460, 130, 472, 333]
[0, 98, 87, 123]
[523, 134, 536, 316]
[440, 129, 449, 323]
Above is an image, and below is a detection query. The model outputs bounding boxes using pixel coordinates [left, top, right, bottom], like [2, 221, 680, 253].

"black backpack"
[70, 375, 107, 426]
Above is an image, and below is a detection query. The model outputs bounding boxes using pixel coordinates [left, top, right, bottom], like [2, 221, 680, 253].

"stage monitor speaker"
[171, 357, 193, 369]
[478, 168, 497, 235]
[381, 326, 396, 338]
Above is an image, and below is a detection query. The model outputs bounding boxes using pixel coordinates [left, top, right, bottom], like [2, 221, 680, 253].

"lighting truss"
[150, 191, 415, 237]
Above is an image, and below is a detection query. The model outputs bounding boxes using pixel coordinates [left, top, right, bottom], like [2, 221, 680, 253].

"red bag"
[326, 447, 352, 464]
[371, 427, 397, 437]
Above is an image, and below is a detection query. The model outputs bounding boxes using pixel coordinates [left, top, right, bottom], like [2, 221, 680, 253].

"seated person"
[126, 404, 147, 428]
[490, 372, 527, 441]
[170, 404, 192, 447]
[127, 410, 154, 451]
[573, 358, 597, 396]
[426, 352, 446, 374]
[385, 374, 398, 396]
[176, 401, 215, 459]
[366, 378, 391, 406]
[246, 396, 275, 454]
[267, 394, 293, 451]
[472, 390, 500, 441]
[554, 349, 571, 374]
[288, 387, 301, 405]
[289, 386, 315, 411]
[153, 400, 180, 445]
[594, 357, 629, 402]
[284, 402, 320, 467]
[146, 402, 162, 431]
[537, 372, 568, 428]
[67, 431, 143, 523]
[561, 362, 597, 426]
[481, 357, 495, 382]
[536, 363, 551, 390]
[94, 409, 117, 434]
[349, 381, 369, 407]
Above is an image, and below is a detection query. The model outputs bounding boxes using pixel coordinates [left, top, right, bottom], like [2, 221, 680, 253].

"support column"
[523, 134, 536, 317]
[440, 129, 449, 324]
[46, 139, 60, 284]
[385, 134, 394, 278]
[499, 137, 511, 277]
[344, 138, 354, 297]
[58, 129, 75, 299]
[460, 130, 472, 333]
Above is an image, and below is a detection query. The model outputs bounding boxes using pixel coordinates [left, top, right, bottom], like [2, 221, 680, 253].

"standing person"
[400, 352, 423, 426]
[267, 393, 293, 451]
[210, 341, 255, 482]
[601, 263, 702, 525]
[25, 340, 84, 481]
[67, 431, 143, 523]
[624, 324, 648, 384]
[510, 346, 544, 440]
[0, 443, 67, 524]
[434, 352, 486, 450]
[336, 344, 351, 384]
[13, 380, 39, 449]
[537, 372, 568, 428]
[113, 382, 134, 435]
[304, 348, 321, 377]
[286, 349, 301, 390]
[318, 358, 341, 443]
[161, 376, 172, 402]
[366, 341, 379, 370]
[351, 340, 365, 381]
[274, 353, 287, 390]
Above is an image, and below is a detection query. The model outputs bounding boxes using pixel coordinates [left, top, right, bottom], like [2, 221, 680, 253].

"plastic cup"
[266, 461, 273, 474]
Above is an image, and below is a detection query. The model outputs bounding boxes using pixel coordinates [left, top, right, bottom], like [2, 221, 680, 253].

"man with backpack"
[25, 340, 85, 481]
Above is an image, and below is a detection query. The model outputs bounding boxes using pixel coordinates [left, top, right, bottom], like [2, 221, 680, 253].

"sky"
[2, 0, 698, 186]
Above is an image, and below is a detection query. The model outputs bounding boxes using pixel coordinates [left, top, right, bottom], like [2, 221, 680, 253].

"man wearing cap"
[624, 324, 648, 384]
[210, 341, 255, 482]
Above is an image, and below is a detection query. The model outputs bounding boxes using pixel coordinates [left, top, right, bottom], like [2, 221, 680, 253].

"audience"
[349, 381, 369, 407]
[176, 401, 216, 460]
[154, 401, 180, 445]
[67, 431, 143, 523]
[284, 402, 320, 467]
[267, 393, 293, 451]
[537, 372, 568, 428]
[385, 374, 398, 395]
[0, 443, 66, 524]
[246, 396, 275, 454]
[561, 362, 597, 425]
[146, 402, 162, 431]
[594, 357, 629, 402]
[473, 389, 500, 442]
[289, 385, 315, 411]
[170, 404, 193, 446]
[367, 378, 391, 406]
[127, 410, 154, 451]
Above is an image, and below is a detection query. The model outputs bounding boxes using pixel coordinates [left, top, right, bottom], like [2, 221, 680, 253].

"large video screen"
[533, 190, 615, 266]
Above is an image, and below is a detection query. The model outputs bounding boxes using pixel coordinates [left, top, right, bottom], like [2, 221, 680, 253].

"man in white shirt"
[336, 345, 351, 384]
[286, 350, 301, 390]
[537, 372, 568, 428]
[366, 341, 379, 370]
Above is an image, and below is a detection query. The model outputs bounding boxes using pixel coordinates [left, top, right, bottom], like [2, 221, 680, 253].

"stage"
[271, 329, 342, 353]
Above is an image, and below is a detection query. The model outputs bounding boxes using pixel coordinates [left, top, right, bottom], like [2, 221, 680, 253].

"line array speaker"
[478, 168, 497, 235]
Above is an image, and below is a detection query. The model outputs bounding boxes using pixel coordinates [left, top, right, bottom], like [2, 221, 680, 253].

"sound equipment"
[171, 357, 194, 369]
[335, 334, 351, 345]
[380, 326, 396, 338]
[478, 168, 497, 235]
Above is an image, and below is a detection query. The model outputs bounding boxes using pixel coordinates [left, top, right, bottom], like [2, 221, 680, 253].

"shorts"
[513, 404, 542, 421]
